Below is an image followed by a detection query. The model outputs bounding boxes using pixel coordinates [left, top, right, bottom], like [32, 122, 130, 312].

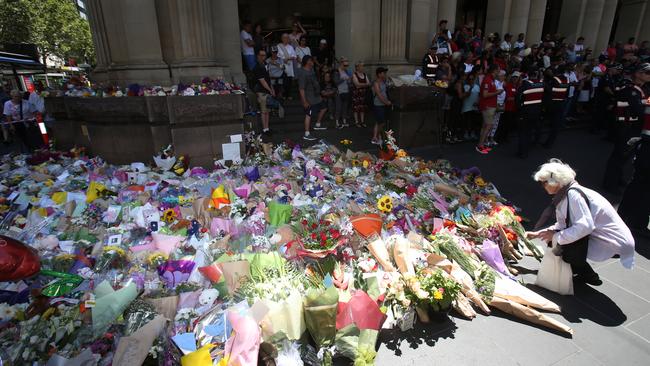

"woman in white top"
[277, 33, 297, 99]
[295, 37, 311, 70]
[529, 159, 635, 286]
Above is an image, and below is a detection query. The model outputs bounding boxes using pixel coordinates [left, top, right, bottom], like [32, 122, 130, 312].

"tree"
[0, 0, 95, 65]
[0, 0, 32, 44]
[31, 0, 95, 65]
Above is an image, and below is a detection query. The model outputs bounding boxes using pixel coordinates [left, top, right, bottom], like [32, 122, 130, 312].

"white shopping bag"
[535, 244, 574, 295]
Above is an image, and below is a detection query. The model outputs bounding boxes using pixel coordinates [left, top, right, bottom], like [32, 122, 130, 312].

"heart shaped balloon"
[0, 235, 41, 281]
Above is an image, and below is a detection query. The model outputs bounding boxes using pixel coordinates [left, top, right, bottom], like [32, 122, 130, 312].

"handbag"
[535, 243, 574, 295]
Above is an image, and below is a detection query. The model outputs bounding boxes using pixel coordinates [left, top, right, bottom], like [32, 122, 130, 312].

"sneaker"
[371, 138, 381, 145]
[336, 123, 344, 130]
[314, 123, 327, 131]
[574, 273, 603, 286]
[342, 119, 349, 127]
[475, 145, 489, 154]
[303, 133, 317, 141]
[262, 129, 273, 136]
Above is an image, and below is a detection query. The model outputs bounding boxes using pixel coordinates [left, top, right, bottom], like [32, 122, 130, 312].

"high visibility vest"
[424, 54, 439, 78]
[521, 80, 544, 107]
[551, 76, 568, 101]
[616, 85, 645, 123]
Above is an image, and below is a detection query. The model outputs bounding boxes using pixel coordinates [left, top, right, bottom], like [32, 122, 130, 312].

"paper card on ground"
[230, 134, 243, 143]
[172, 332, 197, 355]
[222, 143, 241, 161]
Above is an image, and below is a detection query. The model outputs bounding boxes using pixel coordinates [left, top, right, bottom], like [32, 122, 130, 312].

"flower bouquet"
[416, 268, 462, 320]
[288, 216, 345, 260]
[303, 286, 339, 366]
[94, 245, 128, 272]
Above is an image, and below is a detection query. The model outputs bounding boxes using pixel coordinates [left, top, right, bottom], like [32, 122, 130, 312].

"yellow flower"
[351, 159, 360, 167]
[335, 175, 344, 184]
[433, 290, 443, 300]
[377, 195, 393, 213]
[474, 177, 487, 187]
[396, 149, 407, 158]
[103, 245, 126, 257]
[147, 252, 168, 267]
[340, 139, 353, 145]
[162, 208, 177, 223]
[362, 160, 369, 169]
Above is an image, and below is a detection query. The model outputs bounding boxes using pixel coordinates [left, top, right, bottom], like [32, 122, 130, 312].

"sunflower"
[162, 208, 177, 223]
[395, 149, 407, 158]
[377, 195, 394, 213]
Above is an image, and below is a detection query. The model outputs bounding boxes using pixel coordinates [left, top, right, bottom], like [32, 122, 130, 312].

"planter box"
[167, 94, 244, 124]
[48, 95, 244, 167]
[388, 86, 444, 148]
[43, 97, 67, 119]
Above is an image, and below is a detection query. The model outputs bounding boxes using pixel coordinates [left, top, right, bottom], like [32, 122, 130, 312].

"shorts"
[256, 92, 269, 113]
[244, 54, 256, 71]
[305, 101, 325, 117]
[373, 105, 387, 124]
[481, 107, 496, 126]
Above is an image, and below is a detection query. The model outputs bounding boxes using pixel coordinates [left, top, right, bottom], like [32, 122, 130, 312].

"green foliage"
[0, 0, 95, 63]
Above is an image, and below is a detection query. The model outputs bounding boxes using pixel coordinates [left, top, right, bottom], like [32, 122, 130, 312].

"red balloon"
[0, 235, 41, 281]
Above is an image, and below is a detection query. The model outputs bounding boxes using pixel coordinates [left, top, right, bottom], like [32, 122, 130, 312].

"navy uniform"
[422, 46, 440, 81]
[618, 63, 650, 234]
[515, 72, 544, 158]
[542, 69, 569, 147]
[603, 75, 645, 192]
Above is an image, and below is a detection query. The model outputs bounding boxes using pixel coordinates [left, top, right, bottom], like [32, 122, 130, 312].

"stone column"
[156, 0, 230, 83]
[335, 0, 380, 64]
[509, 0, 531, 38]
[613, 0, 649, 43]
[213, 0, 244, 83]
[485, 0, 513, 36]
[580, 0, 606, 51]
[408, 0, 435, 62]
[437, 0, 457, 31]
[88, 0, 169, 85]
[85, 0, 110, 74]
[380, 0, 409, 62]
[594, 0, 618, 53]
[526, 0, 547, 44]
[557, 0, 587, 44]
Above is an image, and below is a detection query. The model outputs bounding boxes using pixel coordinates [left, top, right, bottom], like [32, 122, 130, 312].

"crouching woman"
[528, 159, 635, 286]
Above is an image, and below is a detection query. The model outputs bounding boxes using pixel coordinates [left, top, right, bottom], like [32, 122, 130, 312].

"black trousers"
[543, 103, 565, 147]
[603, 121, 641, 191]
[619, 136, 650, 231]
[561, 236, 597, 278]
[516, 112, 541, 157]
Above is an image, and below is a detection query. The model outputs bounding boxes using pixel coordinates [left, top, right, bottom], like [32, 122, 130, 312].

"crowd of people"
[1, 82, 46, 151]
[241, 20, 391, 142]
[241, 18, 650, 237]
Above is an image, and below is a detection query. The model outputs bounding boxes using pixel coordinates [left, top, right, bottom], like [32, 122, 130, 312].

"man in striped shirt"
[515, 68, 544, 158]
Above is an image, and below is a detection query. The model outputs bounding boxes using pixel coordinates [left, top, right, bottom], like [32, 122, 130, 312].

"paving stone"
[625, 314, 650, 343]
[597, 262, 650, 303]
[551, 351, 604, 366]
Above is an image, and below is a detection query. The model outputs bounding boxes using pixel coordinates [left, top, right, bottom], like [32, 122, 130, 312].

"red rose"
[311, 223, 318, 229]
[311, 233, 317, 240]
[320, 232, 327, 241]
[302, 219, 308, 226]
[332, 231, 341, 239]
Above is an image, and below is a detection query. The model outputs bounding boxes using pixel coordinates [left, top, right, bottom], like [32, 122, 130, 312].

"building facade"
[86, 0, 650, 86]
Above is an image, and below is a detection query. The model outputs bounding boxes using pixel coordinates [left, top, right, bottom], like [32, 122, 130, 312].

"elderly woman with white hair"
[528, 159, 635, 286]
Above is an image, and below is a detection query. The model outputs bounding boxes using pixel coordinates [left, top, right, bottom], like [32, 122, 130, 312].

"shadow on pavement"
[633, 234, 650, 260]
[527, 284, 627, 327]
[378, 318, 457, 356]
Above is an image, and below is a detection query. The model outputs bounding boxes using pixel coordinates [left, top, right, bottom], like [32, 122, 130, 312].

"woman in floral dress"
[351, 62, 371, 127]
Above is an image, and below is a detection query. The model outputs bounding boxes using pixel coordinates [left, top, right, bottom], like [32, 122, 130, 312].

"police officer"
[618, 63, 650, 236]
[515, 68, 544, 158]
[542, 65, 569, 148]
[596, 63, 623, 139]
[603, 63, 643, 193]
[422, 45, 440, 82]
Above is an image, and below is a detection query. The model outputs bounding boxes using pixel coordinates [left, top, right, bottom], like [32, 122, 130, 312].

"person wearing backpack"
[528, 159, 635, 286]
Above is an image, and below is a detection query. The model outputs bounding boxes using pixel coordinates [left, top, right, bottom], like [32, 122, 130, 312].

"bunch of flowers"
[94, 245, 128, 272]
[146, 251, 169, 270]
[417, 268, 462, 312]
[376, 195, 394, 214]
[292, 217, 343, 251]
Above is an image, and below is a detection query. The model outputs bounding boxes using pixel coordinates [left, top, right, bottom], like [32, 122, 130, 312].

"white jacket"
[547, 183, 635, 268]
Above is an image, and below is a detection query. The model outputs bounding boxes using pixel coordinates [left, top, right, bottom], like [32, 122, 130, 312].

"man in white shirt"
[240, 21, 255, 71]
[3, 89, 35, 147]
[564, 64, 579, 121]
[514, 33, 526, 50]
[574, 37, 585, 62]
[500, 33, 512, 52]
[28, 82, 45, 114]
